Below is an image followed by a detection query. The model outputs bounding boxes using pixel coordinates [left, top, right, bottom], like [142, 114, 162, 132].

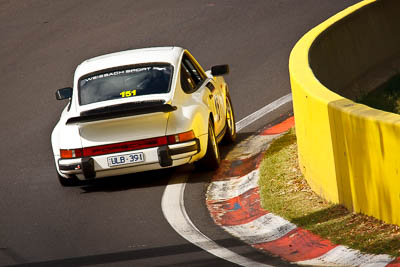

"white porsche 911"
[51, 47, 236, 186]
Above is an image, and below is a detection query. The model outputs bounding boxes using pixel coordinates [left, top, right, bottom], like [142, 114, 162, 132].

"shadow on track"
[9, 237, 253, 267]
[78, 168, 174, 194]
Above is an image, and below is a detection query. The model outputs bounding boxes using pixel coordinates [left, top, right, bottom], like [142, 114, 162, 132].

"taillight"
[60, 131, 196, 158]
[167, 130, 195, 144]
[60, 148, 83, 159]
[83, 136, 168, 157]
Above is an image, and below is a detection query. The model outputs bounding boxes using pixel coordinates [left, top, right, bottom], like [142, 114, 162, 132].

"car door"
[180, 53, 225, 136]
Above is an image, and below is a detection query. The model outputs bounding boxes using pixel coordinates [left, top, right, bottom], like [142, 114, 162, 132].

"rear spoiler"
[66, 101, 177, 125]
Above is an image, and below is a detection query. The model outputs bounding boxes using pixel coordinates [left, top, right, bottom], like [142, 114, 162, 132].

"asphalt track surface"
[0, 1, 360, 266]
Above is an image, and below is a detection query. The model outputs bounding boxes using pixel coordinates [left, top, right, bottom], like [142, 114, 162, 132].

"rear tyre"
[195, 120, 220, 171]
[58, 173, 80, 186]
[221, 93, 236, 144]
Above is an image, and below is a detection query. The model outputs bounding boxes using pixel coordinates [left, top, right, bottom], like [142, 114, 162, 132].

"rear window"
[79, 64, 173, 105]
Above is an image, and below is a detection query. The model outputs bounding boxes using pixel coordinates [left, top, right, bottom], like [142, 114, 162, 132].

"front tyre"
[221, 93, 236, 144]
[195, 120, 220, 171]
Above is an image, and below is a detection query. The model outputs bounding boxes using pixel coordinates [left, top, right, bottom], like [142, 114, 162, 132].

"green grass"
[359, 74, 400, 113]
[258, 128, 400, 256]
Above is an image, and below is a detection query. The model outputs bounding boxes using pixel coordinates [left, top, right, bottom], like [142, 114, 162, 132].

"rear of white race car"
[56, 126, 201, 180]
[50, 47, 237, 185]
[52, 100, 209, 181]
[51, 53, 209, 183]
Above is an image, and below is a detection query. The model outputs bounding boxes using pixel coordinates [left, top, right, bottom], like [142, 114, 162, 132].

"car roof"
[74, 46, 184, 80]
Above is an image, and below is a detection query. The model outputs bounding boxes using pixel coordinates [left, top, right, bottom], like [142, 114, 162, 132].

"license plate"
[107, 152, 145, 167]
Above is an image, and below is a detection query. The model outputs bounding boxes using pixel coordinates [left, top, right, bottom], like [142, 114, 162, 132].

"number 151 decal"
[120, 90, 137, 98]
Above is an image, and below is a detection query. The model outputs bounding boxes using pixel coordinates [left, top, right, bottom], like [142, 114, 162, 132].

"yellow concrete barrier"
[289, 0, 400, 225]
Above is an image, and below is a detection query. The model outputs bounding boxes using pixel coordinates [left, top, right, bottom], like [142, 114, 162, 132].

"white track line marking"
[161, 171, 272, 267]
[236, 93, 292, 132]
[296, 245, 394, 267]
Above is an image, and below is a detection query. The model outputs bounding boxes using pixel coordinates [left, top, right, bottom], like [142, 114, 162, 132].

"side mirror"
[211, 65, 229, 76]
[56, 87, 72, 100]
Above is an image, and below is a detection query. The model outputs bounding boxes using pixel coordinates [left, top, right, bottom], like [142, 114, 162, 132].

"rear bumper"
[58, 140, 199, 180]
